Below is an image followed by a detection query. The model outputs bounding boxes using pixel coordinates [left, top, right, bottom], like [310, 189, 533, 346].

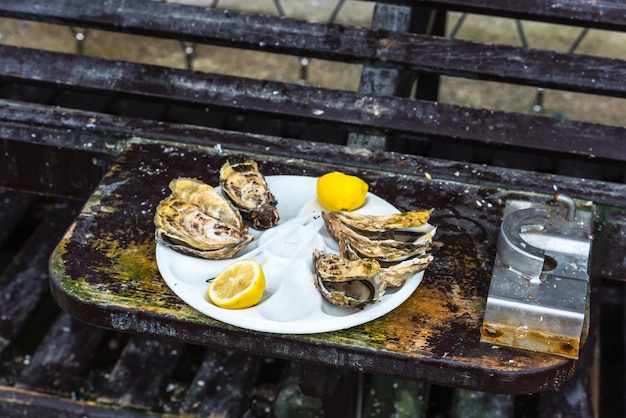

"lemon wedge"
[207, 259, 265, 309]
[317, 171, 369, 212]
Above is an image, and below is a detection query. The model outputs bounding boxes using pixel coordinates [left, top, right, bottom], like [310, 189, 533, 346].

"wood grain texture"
[49, 137, 603, 394]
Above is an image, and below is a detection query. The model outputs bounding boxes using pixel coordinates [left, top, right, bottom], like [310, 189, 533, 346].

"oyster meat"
[327, 209, 433, 232]
[169, 177, 245, 232]
[312, 250, 386, 309]
[154, 178, 253, 259]
[219, 160, 279, 230]
[322, 210, 436, 287]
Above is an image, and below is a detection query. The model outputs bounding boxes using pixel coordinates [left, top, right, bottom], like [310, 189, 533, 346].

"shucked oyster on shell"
[169, 177, 245, 232]
[312, 250, 386, 309]
[154, 177, 253, 259]
[322, 209, 436, 287]
[220, 160, 279, 230]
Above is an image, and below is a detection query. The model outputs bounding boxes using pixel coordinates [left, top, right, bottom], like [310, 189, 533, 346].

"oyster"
[379, 254, 433, 287]
[328, 209, 433, 232]
[169, 177, 245, 232]
[154, 176, 254, 259]
[312, 250, 386, 309]
[322, 210, 436, 287]
[219, 160, 279, 230]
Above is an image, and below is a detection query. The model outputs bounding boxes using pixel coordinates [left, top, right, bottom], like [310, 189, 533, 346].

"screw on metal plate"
[481, 193, 593, 359]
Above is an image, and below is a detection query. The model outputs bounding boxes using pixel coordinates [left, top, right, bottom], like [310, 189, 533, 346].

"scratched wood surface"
[49, 137, 590, 394]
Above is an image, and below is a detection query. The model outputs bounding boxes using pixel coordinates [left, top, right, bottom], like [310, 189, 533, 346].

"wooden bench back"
[1, 0, 624, 189]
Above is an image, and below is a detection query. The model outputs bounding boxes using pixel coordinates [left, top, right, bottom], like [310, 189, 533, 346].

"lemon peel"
[207, 259, 265, 309]
[317, 172, 369, 212]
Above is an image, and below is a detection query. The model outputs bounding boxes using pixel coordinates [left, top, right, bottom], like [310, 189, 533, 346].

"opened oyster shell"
[327, 209, 433, 232]
[312, 250, 386, 309]
[220, 160, 279, 230]
[322, 210, 436, 287]
[379, 254, 433, 287]
[169, 177, 245, 232]
[154, 178, 253, 259]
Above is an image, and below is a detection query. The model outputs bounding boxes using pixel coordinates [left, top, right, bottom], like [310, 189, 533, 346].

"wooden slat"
[98, 336, 185, 410]
[2, 0, 624, 32]
[16, 313, 107, 395]
[1, 47, 625, 165]
[370, 0, 626, 31]
[0, 103, 118, 198]
[50, 138, 603, 394]
[180, 348, 262, 416]
[0, 1, 624, 97]
[0, 386, 157, 418]
[1, 99, 624, 208]
[347, 3, 413, 150]
[0, 198, 81, 355]
[0, 190, 36, 248]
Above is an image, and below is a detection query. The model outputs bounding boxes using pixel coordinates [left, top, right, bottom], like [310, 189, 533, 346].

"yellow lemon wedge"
[207, 259, 265, 309]
[317, 171, 369, 212]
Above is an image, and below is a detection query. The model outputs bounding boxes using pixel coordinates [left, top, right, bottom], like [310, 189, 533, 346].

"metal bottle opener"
[481, 194, 593, 359]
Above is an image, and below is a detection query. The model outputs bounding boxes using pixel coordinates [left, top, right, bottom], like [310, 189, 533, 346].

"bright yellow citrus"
[207, 259, 265, 309]
[317, 172, 369, 212]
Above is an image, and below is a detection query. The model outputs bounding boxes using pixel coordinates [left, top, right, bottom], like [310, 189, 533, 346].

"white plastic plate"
[156, 175, 424, 334]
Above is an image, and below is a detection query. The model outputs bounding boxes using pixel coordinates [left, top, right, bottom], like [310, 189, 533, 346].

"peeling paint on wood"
[49, 137, 596, 394]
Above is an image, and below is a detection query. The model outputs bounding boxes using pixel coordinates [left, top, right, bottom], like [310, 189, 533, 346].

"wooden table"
[49, 134, 603, 395]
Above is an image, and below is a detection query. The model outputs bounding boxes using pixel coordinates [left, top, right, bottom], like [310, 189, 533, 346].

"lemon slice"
[317, 171, 369, 212]
[207, 259, 265, 309]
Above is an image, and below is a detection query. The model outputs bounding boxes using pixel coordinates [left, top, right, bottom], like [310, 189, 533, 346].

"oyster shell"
[219, 160, 279, 230]
[154, 179, 254, 259]
[328, 209, 433, 232]
[312, 250, 386, 309]
[379, 254, 433, 287]
[322, 210, 436, 287]
[323, 211, 435, 262]
[169, 177, 245, 232]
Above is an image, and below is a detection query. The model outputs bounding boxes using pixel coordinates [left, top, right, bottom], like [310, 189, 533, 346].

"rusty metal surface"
[48, 136, 606, 394]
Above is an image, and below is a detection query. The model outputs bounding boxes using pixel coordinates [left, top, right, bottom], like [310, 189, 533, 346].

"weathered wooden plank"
[0, 190, 36, 248]
[3, 98, 626, 207]
[0, 198, 81, 355]
[1, 137, 114, 200]
[369, 0, 626, 31]
[50, 138, 604, 394]
[0, 116, 122, 155]
[180, 348, 262, 416]
[0, 1, 624, 97]
[4, 0, 624, 32]
[1, 47, 625, 165]
[16, 313, 107, 396]
[347, 3, 413, 150]
[0, 100, 120, 198]
[362, 374, 430, 417]
[0, 386, 158, 418]
[98, 336, 185, 410]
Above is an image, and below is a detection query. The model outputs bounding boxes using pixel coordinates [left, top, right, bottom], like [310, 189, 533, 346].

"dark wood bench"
[1, 0, 625, 416]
